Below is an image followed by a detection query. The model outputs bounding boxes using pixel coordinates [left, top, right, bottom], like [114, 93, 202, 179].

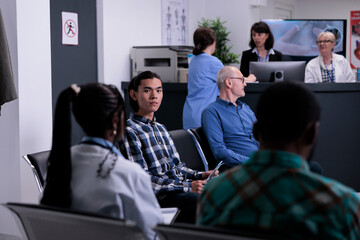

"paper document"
[161, 207, 179, 224]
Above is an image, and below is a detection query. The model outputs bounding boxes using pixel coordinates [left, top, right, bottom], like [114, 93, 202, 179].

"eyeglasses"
[316, 40, 332, 44]
[229, 77, 245, 84]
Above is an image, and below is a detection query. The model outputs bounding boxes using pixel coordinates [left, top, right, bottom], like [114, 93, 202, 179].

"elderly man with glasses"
[201, 66, 259, 168]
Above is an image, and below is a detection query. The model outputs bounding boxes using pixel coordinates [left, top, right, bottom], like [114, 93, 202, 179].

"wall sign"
[62, 12, 78, 45]
[350, 10, 360, 69]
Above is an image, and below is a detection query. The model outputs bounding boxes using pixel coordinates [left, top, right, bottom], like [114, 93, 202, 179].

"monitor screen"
[262, 19, 347, 62]
[249, 61, 306, 82]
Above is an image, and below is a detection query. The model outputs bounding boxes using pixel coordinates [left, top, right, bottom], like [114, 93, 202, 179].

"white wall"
[97, 0, 269, 88]
[0, 0, 20, 236]
[97, 0, 162, 88]
[0, 0, 52, 236]
[199, 0, 263, 68]
[97, 0, 208, 88]
[17, 0, 53, 201]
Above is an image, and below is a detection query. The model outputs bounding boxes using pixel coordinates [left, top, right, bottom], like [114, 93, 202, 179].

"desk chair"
[169, 129, 208, 171]
[154, 223, 290, 240]
[3, 202, 146, 240]
[23, 151, 50, 192]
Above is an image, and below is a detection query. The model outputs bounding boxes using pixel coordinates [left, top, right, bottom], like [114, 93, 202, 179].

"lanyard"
[81, 136, 121, 156]
[324, 60, 334, 82]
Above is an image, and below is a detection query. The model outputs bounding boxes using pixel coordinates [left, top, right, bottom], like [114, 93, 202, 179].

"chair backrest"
[189, 127, 219, 170]
[3, 202, 146, 240]
[169, 129, 208, 171]
[23, 150, 50, 192]
[154, 223, 289, 240]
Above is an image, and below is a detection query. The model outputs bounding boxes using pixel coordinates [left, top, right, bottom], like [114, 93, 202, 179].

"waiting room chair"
[154, 223, 290, 240]
[3, 202, 146, 240]
[23, 150, 50, 192]
[169, 129, 208, 171]
[189, 127, 225, 171]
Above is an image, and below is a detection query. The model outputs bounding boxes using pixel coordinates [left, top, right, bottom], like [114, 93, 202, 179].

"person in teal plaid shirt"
[197, 82, 360, 239]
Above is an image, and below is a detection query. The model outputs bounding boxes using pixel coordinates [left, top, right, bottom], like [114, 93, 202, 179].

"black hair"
[41, 83, 125, 208]
[255, 82, 321, 143]
[128, 71, 162, 113]
[192, 27, 216, 55]
[249, 21, 274, 50]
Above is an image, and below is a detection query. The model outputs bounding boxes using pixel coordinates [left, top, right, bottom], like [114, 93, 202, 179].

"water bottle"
[357, 67, 360, 82]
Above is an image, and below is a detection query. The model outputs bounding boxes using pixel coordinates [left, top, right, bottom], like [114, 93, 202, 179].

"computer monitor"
[249, 61, 306, 82]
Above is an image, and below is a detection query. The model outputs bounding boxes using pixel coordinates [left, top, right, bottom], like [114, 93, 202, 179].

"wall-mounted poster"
[161, 0, 188, 45]
[62, 11, 78, 46]
[350, 10, 360, 69]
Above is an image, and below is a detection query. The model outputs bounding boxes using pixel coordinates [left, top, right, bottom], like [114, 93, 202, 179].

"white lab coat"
[305, 53, 355, 83]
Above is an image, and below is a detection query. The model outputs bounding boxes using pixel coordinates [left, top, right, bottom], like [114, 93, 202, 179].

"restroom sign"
[62, 12, 78, 45]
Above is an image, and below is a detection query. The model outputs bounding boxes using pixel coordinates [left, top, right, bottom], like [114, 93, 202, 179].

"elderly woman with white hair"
[305, 31, 355, 83]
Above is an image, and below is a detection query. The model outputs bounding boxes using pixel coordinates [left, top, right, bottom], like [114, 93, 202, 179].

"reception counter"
[122, 82, 360, 191]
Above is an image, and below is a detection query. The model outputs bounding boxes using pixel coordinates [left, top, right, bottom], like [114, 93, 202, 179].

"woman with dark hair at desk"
[41, 83, 163, 240]
[240, 21, 282, 78]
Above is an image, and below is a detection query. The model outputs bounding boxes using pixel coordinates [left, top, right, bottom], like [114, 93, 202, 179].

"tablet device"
[206, 161, 223, 182]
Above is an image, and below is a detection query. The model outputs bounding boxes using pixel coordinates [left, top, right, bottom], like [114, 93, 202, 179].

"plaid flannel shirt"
[197, 150, 360, 240]
[124, 114, 203, 195]
[320, 67, 335, 82]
